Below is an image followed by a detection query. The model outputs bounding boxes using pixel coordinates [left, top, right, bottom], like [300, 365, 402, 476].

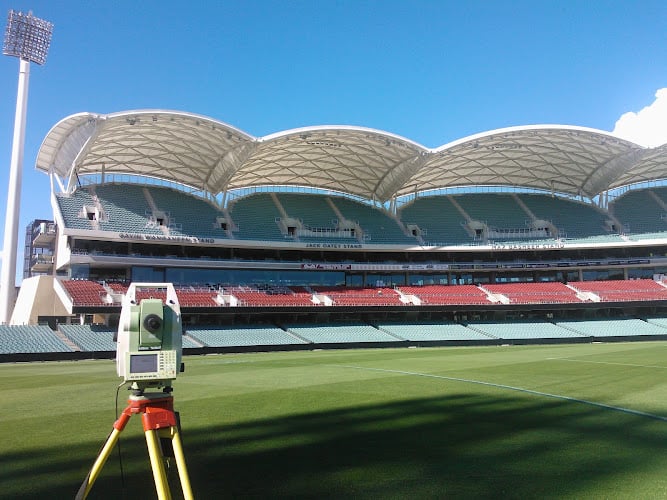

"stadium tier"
[3, 316, 667, 358]
[52, 278, 667, 311]
[397, 285, 490, 305]
[94, 184, 165, 235]
[556, 319, 667, 338]
[570, 279, 667, 302]
[61, 280, 111, 307]
[226, 193, 286, 241]
[176, 289, 221, 307]
[186, 326, 302, 347]
[377, 322, 491, 341]
[52, 185, 667, 248]
[398, 195, 471, 245]
[285, 323, 401, 344]
[45, 162, 667, 250]
[611, 189, 665, 236]
[0, 325, 73, 354]
[483, 282, 581, 304]
[458, 194, 522, 227]
[467, 321, 588, 340]
[58, 324, 116, 351]
[311, 286, 404, 306]
[516, 193, 612, 240]
[328, 196, 415, 244]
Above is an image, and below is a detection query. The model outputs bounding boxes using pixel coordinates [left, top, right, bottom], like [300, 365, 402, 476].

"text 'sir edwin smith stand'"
[77, 283, 193, 500]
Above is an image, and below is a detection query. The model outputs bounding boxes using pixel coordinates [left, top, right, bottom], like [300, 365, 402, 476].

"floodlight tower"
[0, 10, 53, 324]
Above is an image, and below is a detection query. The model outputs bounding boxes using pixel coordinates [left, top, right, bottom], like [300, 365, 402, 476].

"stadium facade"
[10, 109, 667, 335]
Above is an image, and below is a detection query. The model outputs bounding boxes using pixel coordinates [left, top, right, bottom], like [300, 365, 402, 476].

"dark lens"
[143, 313, 162, 333]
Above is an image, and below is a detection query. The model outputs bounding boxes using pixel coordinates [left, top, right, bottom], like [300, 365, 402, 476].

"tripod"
[77, 388, 193, 500]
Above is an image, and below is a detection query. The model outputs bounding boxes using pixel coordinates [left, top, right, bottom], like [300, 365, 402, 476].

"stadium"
[3, 109, 667, 358]
[5, 110, 667, 498]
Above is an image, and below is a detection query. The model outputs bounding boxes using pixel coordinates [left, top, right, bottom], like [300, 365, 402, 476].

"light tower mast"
[0, 10, 53, 324]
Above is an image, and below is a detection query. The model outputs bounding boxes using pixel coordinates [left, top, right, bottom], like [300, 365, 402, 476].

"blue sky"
[0, 0, 665, 279]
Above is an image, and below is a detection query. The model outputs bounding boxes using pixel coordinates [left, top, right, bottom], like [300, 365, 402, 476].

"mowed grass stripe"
[340, 364, 667, 422]
[548, 357, 667, 370]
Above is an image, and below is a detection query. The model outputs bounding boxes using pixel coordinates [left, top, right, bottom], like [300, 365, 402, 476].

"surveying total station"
[77, 283, 193, 500]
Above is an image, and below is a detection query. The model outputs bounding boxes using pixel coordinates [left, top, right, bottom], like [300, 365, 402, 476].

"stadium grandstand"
[4, 109, 667, 359]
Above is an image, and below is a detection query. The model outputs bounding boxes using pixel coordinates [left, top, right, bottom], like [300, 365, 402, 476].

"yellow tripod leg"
[145, 428, 172, 500]
[169, 426, 194, 500]
[77, 404, 134, 500]
[76, 427, 123, 500]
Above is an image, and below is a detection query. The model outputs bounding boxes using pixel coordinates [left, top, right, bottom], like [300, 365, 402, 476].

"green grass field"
[3, 342, 667, 499]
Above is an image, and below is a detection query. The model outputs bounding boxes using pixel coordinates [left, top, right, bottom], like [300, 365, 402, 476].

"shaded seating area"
[148, 186, 229, 240]
[278, 193, 337, 226]
[55, 190, 98, 229]
[399, 196, 475, 245]
[610, 189, 666, 235]
[277, 194, 362, 244]
[94, 184, 164, 235]
[228, 193, 286, 241]
[454, 193, 530, 232]
[516, 193, 611, 240]
[332, 197, 415, 244]
[54, 188, 667, 244]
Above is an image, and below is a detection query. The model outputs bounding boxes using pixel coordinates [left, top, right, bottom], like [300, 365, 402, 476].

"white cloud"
[612, 88, 667, 148]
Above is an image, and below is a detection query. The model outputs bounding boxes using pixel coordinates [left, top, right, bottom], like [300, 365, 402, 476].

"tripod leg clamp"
[143, 405, 177, 431]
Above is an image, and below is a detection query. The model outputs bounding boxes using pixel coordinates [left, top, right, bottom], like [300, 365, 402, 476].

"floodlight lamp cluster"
[3, 10, 53, 65]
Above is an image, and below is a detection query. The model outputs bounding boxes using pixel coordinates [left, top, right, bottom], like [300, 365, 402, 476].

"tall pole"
[0, 57, 30, 323]
[0, 10, 53, 324]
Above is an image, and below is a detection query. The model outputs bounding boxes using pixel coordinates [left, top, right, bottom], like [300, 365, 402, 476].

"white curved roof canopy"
[36, 110, 667, 202]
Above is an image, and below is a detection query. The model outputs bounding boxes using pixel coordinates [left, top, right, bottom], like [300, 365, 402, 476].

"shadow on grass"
[2, 392, 667, 499]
